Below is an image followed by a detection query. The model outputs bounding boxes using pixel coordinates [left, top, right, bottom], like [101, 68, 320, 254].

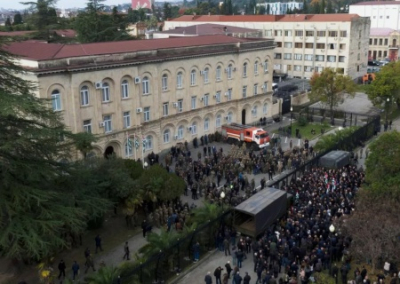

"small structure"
[319, 150, 350, 169]
[233, 187, 288, 238]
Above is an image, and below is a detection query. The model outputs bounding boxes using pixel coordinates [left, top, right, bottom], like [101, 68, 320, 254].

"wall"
[349, 4, 400, 29]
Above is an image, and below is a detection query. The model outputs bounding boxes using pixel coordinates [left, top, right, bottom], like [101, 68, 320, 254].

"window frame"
[243, 62, 248, 77]
[216, 66, 222, 81]
[83, 119, 92, 133]
[143, 107, 150, 122]
[123, 111, 131, 129]
[51, 90, 62, 111]
[203, 68, 209, 84]
[163, 102, 169, 116]
[142, 76, 150, 95]
[177, 72, 183, 89]
[204, 117, 210, 132]
[163, 129, 170, 143]
[121, 80, 129, 99]
[102, 82, 110, 102]
[254, 61, 259, 75]
[80, 86, 89, 106]
[103, 115, 112, 133]
[190, 70, 196, 86]
[161, 74, 168, 92]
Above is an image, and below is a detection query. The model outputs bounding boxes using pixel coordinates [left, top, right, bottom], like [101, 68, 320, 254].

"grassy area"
[273, 121, 334, 140]
[355, 83, 371, 93]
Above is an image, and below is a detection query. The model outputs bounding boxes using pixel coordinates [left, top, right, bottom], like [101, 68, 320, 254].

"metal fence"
[118, 211, 231, 284]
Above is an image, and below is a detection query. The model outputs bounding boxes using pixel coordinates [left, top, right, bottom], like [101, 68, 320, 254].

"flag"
[142, 136, 147, 148]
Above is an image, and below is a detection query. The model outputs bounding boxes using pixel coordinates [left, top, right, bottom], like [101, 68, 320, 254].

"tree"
[309, 68, 356, 124]
[13, 13, 23, 25]
[258, 5, 266, 15]
[139, 230, 180, 258]
[367, 62, 400, 115]
[85, 266, 122, 284]
[5, 17, 12, 31]
[0, 37, 109, 261]
[319, 0, 326, 13]
[302, 0, 308, 13]
[313, 126, 359, 152]
[145, 15, 158, 30]
[191, 202, 225, 224]
[266, 4, 270, 14]
[326, 0, 334, 13]
[164, 2, 173, 19]
[364, 131, 400, 200]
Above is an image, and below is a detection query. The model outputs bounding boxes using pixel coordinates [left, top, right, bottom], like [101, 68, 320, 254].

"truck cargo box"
[319, 150, 350, 169]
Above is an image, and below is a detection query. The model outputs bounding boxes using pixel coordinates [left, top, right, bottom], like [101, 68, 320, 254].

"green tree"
[309, 68, 356, 125]
[145, 15, 158, 30]
[313, 126, 359, 152]
[85, 266, 122, 284]
[0, 37, 108, 261]
[13, 13, 23, 25]
[164, 2, 173, 19]
[192, 202, 225, 224]
[139, 230, 180, 258]
[365, 131, 400, 200]
[127, 7, 139, 23]
[258, 5, 266, 14]
[72, 132, 98, 158]
[367, 62, 400, 117]
[319, 0, 326, 13]
[302, 0, 308, 13]
[266, 4, 270, 14]
[312, 1, 320, 13]
[5, 17, 12, 31]
[326, 0, 334, 13]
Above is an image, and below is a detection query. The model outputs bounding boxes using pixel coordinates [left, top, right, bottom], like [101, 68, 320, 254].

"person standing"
[58, 259, 66, 279]
[84, 250, 96, 274]
[243, 272, 251, 284]
[193, 242, 200, 262]
[236, 250, 244, 268]
[71, 261, 80, 280]
[224, 238, 231, 256]
[95, 234, 103, 253]
[234, 272, 243, 284]
[214, 266, 223, 284]
[142, 219, 148, 238]
[123, 242, 130, 260]
[205, 271, 213, 284]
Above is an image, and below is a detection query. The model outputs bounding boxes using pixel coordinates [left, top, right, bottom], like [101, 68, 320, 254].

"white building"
[165, 14, 371, 79]
[257, 2, 304, 15]
[349, 1, 400, 29]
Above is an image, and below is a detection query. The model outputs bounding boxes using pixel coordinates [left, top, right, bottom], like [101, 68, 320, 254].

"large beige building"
[164, 14, 371, 79]
[368, 27, 400, 61]
[6, 35, 278, 158]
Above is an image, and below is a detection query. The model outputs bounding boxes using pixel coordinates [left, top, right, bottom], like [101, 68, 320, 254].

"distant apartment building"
[368, 28, 400, 61]
[165, 14, 371, 79]
[257, 2, 304, 15]
[5, 35, 278, 157]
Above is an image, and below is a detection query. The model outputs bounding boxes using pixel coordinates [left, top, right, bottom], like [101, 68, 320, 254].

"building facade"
[256, 2, 304, 15]
[368, 28, 400, 61]
[164, 14, 371, 79]
[349, 1, 400, 30]
[6, 36, 278, 158]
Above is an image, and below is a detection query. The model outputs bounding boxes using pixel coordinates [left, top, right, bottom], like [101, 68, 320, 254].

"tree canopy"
[309, 68, 356, 124]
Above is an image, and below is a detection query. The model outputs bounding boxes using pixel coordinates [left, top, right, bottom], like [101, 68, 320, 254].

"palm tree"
[139, 230, 180, 258]
[191, 202, 225, 224]
[85, 266, 121, 284]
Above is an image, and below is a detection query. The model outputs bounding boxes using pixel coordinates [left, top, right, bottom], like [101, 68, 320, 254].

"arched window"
[203, 67, 209, 84]
[216, 114, 222, 128]
[243, 62, 248, 77]
[163, 129, 170, 143]
[142, 76, 150, 95]
[204, 117, 210, 131]
[254, 61, 259, 75]
[125, 140, 133, 157]
[263, 103, 268, 115]
[252, 106, 258, 117]
[121, 79, 129, 98]
[161, 74, 168, 91]
[227, 112, 233, 123]
[191, 122, 197, 135]
[177, 72, 183, 88]
[177, 125, 184, 139]
[102, 82, 110, 102]
[227, 64, 233, 79]
[145, 135, 153, 150]
[80, 86, 89, 106]
[216, 66, 222, 81]
[263, 60, 268, 73]
[190, 70, 196, 86]
[51, 89, 62, 111]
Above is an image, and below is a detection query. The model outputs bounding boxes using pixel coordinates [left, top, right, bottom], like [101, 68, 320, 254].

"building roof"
[0, 29, 76, 38]
[159, 23, 259, 35]
[3, 35, 257, 61]
[370, 27, 396, 36]
[234, 187, 287, 216]
[169, 14, 360, 23]
[352, 1, 400, 5]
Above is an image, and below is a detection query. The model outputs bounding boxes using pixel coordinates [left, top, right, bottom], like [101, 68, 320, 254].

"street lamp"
[290, 106, 293, 137]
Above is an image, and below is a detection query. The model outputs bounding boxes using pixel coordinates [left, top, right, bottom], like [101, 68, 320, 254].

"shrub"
[297, 115, 308, 126]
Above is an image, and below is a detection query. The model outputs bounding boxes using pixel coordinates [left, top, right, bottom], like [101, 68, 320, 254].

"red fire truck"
[221, 123, 270, 150]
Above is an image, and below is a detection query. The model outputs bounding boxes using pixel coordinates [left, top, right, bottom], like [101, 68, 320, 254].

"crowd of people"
[203, 164, 400, 284]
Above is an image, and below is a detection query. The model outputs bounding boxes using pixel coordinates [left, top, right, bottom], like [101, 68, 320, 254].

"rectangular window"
[274, 30, 282, 36]
[276, 42, 282, 47]
[102, 85, 110, 102]
[384, 51, 388, 57]
[177, 99, 183, 112]
[254, 62, 258, 75]
[295, 30, 303, 37]
[243, 64, 247, 77]
[304, 54, 313, 61]
[227, 88, 232, 101]
[340, 31, 347, 37]
[339, 44, 346, 50]
[284, 30, 292, 36]
[162, 76, 168, 91]
[327, 55, 337, 62]
[103, 115, 112, 133]
[227, 66, 233, 79]
[294, 42, 303, 48]
[177, 73, 183, 88]
[81, 88, 89, 106]
[204, 94, 209, 106]
[191, 96, 197, 109]
[369, 39, 372, 45]
[284, 42, 292, 48]
[317, 31, 326, 37]
[384, 39, 388, 45]
[51, 92, 62, 111]
[374, 38, 377, 45]
[274, 53, 282, 59]
[190, 71, 196, 86]
[215, 91, 221, 103]
[315, 55, 325, 61]
[315, 66, 324, 72]
[287, 65, 292, 71]
[163, 102, 169, 116]
[294, 54, 302, 60]
[242, 86, 247, 98]
[328, 31, 338, 37]
[83, 119, 92, 133]
[284, 53, 292, 60]
[306, 31, 314, 37]
[329, 43, 337, 50]
[263, 82, 268, 92]
[144, 107, 150, 122]
[203, 69, 209, 83]
[379, 39, 383, 45]
[339, 56, 346, 62]
[294, 65, 302, 71]
[253, 84, 258, 96]
[216, 67, 221, 81]
[304, 66, 313, 72]
[265, 30, 272, 37]
[316, 43, 325, 49]
[121, 81, 129, 98]
[305, 43, 313, 49]
[123, 111, 131, 128]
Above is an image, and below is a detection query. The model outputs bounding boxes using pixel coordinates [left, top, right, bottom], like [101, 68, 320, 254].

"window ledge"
[102, 101, 112, 104]
[81, 104, 91, 108]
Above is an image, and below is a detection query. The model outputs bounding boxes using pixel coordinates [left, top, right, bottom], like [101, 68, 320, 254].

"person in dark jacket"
[58, 259, 66, 279]
[234, 272, 243, 284]
[205, 271, 213, 284]
[72, 261, 80, 280]
[243, 272, 251, 284]
[236, 250, 244, 268]
[214, 266, 223, 284]
[225, 261, 233, 279]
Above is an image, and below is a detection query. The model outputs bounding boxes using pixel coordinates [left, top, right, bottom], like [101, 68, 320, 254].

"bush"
[214, 131, 222, 142]
[297, 115, 308, 126]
